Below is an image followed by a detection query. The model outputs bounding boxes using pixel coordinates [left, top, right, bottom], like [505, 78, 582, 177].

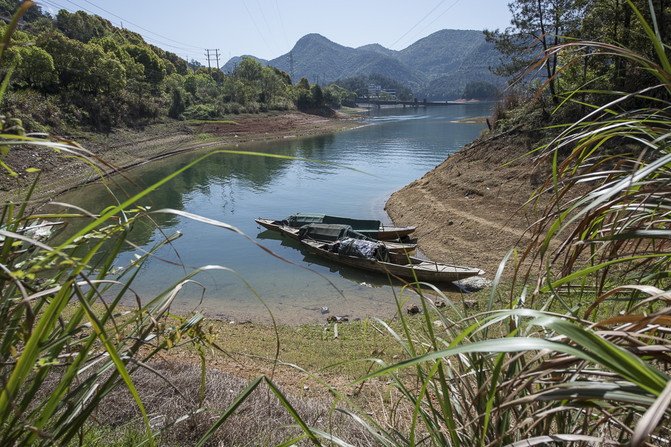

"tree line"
[486, 0, 671, 111]
[0, 1, 362, 133]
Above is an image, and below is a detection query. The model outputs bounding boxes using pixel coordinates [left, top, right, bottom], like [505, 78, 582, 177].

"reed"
[301, 1, 671, 445]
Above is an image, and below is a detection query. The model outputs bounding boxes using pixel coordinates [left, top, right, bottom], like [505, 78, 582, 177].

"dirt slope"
[385, 125, 549, 278]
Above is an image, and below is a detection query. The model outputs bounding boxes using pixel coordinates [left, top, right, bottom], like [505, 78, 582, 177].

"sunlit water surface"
[54, 104, 491, 324]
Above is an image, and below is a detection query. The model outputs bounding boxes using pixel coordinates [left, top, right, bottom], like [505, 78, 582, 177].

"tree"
[485, 0, 587, 102]
[0, 0, 45, 22]
[40, 33, 125, 95]
[233, 56, 262, 83]
[56, 9, 112, 43]
[10, 46, 56, 89]
[123, 44, 166, 87]
[168, 86, 186, 118]
[310, 83, 324, 106]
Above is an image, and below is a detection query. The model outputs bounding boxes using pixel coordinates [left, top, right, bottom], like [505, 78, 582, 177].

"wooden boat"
[259, 213, 416, 241]
[300, 238, 484, 283]
[255, 218, 417, 253]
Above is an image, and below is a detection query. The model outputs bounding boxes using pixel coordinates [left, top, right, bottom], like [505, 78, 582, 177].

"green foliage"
[0, 5, 312, 133]
[0, 0, 44, 22]
[461, 80, 499, 99]
[123, 44, 166, 86]
[168, 86, 186, 119]
[336, 73, 413, 101]
[56, 9, 112, 43]
[182, 103, 218, 120]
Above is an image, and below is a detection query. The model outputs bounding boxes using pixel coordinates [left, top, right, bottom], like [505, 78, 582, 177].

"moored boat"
[255, 218, 417, 253]
[259, 213, 415, 241]
[300, 238, 483, 284]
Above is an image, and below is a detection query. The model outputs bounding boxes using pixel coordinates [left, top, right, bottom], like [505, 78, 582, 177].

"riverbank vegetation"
[0, 0, 356, 135]
[1, 0, 671, 445]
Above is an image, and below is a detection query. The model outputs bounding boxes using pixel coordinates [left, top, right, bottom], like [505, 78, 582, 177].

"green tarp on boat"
[297, 223, 370, 242]
[283, 213, 381, 238]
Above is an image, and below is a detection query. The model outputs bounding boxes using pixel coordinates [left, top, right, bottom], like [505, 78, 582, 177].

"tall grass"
[3, 1, 671, 445]
[0, 4, 338, 445]
[299, 1, 671, 445]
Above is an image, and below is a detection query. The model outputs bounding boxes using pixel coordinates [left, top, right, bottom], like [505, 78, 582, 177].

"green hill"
[224, 30, 505, 100]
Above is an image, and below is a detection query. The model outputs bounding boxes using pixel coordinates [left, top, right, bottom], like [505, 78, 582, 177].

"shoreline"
[0, 111, 364, 204]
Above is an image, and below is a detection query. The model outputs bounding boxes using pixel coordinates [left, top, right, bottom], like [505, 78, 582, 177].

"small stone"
[407, 304, 420, 315]
[321, 306, 329, 314]
[435, 299, 446, 308]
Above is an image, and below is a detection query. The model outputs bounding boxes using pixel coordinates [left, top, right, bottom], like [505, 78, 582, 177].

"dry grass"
[77, 361, 373, 446]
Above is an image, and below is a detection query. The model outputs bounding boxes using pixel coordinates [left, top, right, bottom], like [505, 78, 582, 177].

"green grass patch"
[185, 119, 238, 125]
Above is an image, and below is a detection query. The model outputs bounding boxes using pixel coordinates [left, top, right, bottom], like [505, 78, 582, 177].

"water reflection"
[54, 104, 492, 324]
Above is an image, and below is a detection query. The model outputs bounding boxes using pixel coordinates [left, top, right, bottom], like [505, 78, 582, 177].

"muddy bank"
[0, 111, 362, 203]
[385, 126, 548, 278]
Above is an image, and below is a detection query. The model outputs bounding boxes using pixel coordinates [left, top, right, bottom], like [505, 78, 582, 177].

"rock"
[327, 315, 348, 323]
[454, 276, 492, 292]
[321, 306, 329, 314]
[434, 299, 447, 308]
[407, 304, 420, 315]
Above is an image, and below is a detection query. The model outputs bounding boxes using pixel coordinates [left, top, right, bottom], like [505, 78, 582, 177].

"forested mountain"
[224, 30, 504, 100]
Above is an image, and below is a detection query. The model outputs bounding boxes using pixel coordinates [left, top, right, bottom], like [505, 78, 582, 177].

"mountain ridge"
[221, 30, 504, 100]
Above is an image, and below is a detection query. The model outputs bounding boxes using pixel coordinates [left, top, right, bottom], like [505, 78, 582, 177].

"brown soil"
[385, 124, 549, 278]
[0, 111, 362, 203]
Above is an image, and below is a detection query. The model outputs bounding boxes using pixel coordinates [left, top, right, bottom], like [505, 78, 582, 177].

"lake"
[54, 103, 491, 324]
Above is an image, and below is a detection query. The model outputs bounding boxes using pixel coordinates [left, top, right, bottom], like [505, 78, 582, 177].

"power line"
[273, 0, 290, 52]
[253, 0, 279, 56]
[35, 0, 205, 56]
[79, 0, 203, 50]
[240, 0, 271, 56]
[387, 0, 449, 50]
[407, 0, 462, 45]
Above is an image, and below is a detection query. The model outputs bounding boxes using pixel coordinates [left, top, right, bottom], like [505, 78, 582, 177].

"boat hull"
[300, 239, 483, 283]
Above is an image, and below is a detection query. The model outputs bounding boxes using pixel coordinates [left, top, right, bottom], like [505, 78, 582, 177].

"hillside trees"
[485, 0, 587, 102]
[0, 5, 341, 132]
[462, 81, 499, 99]
[487, 0, 671, 107]
[334, 73, 413, 101]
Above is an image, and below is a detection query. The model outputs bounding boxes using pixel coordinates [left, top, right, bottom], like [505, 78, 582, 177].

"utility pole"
[205, 49, 221, 84]
[205, 49, 212, 79]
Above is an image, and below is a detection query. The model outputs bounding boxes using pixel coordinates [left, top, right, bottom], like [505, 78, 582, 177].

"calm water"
[54, 104, 490, 324]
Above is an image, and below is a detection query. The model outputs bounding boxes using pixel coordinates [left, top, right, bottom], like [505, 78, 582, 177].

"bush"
[181, 103, 218, 120]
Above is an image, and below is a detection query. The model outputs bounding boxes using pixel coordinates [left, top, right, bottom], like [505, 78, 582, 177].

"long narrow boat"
[255, 218, 417, 253]
[300, 238, 484, 283]
[259, 213, 416, 241]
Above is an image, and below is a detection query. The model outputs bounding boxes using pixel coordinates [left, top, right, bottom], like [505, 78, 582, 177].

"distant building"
[367, 84, 397, 100]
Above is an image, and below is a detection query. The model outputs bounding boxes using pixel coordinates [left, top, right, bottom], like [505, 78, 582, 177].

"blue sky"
[35, 1, 512, 64]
